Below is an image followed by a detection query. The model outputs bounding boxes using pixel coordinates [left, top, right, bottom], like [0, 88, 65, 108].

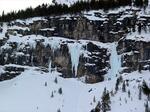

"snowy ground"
[0, 64, 149, 112]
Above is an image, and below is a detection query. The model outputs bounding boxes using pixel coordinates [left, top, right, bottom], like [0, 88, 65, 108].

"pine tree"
[134, 0, 143, 7]
[54, 77, 58, 84]
[115, 76, 123, 92]
[0, 0, 136, 22]
[144, 0, 149, 9]
[52, 0, 56, 4]
[45, 82, 47, 86]
[115, 78, 119, 92]
[90, 101, 101, 112]
[110, 90, 114, 97]
[95, 101, 101, 112]
[2, 11, 4, 16]
[142, 80, 150, 100]
[126, 80, 129, 87]
[51, 91, 54, 98]
[58, 87, 63, 95]
[101, 88, 111, 112]
[57, 108, 61, 112]
[138, 64, 142, 73]
[122, 81, 126, 92]
[139, 86, 142, 100]
[93, 96, 96, 103]
[145, 101, 150, 112]
[128, 90, 130, 98]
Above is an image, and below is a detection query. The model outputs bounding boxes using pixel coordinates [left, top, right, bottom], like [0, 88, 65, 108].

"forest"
[0, 0, 148, 22]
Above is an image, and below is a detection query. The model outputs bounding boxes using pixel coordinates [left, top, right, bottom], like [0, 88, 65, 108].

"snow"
[0, 65, 149, 112]
[107, 6, 133, 15]
[83, 10, 108, 21]
[0, 23, 8, 39]
[84, 14, 107, 21]
[40, 28, 55, 31]
[0, 66, 101, 112]
[0, 66, 5, 74]
[117, 14, 134, 21]
[25, 17, 47, 25]
[0, 35, 62, 50]
[111, 71, 150, 112]
[10, 17, 48, 26]
[15, 19, 25, 24]
[15, 52, 25, 56]
[126, 32, 150, 42]
[56, 0, 87, 6]
[47, 37, 62, 51]
[8, 25, 30, 31]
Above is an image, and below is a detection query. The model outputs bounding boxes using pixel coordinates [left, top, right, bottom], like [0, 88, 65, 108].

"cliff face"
[0, 35, 110, 83]
[0, 6, 150, 83]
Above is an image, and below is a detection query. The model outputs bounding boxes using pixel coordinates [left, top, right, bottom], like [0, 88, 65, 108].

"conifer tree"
[93, 96, 96, 103]
[58, 87, 63, 95]
[128, 90, 130, 98]
[45, 82, 47, 86]
[115, 76, 123, 92]
[51, 91, 54, 98]
[54, 77, 58, 84]
[115, 78, 120, 92]
[57, 108, 61, 112]
[101, 88, 111, 112]
[139, 86, 142, 100]
[145, 101, 150, 112]
[122, 81, 126, 92]
[142, 80, 150, 100]
[52, 0, 56, 4]
[0, 0, 138, 22]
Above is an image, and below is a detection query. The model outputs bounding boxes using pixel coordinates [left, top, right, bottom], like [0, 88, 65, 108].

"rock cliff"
[0, 6, 150, 83]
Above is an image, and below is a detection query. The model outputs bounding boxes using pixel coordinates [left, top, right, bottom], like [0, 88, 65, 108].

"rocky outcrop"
[0, 65, 25, 81]
[0, 35, 110, 83]
[1, 7, 150, 83]
[118, 38, 150, 73]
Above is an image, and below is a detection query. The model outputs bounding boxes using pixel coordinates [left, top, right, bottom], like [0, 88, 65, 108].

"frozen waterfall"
[106, 43, 121, 80]
[68, 42, 83, 77]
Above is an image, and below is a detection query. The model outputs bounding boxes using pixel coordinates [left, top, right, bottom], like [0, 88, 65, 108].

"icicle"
[68, 42, 83, 77]
[31, 54, 34, 66]
[2, 23, 7, 34]
[49, 38, 61, 53]
[4, 53, 8, 63]
[48, 59, 52, 73]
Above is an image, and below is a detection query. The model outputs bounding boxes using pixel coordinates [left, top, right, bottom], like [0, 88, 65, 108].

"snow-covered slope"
[0, 65, 149, 112]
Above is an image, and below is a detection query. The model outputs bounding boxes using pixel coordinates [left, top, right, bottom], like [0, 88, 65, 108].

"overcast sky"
[0, 0, 52, 15]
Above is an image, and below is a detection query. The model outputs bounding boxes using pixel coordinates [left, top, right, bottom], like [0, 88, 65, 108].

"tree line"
[0, 0, 148, 22]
